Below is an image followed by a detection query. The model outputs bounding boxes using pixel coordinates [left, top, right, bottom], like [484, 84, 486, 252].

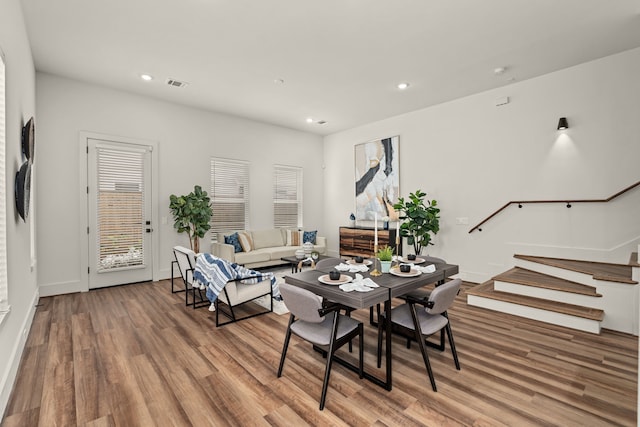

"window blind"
[96, 148, 145, 271]
[273, 165, 302, 228]
[210, 158, 249, 239]
[0, 51, 8, 316]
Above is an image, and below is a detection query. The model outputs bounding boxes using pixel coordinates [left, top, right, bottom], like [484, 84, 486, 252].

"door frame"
[79, 131, 159, 291]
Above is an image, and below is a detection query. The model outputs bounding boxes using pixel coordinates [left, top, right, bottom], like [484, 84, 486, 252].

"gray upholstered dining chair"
[313, 257, 343, 270]
[277, 282, 364, 410]
[377, 278, 461, 392]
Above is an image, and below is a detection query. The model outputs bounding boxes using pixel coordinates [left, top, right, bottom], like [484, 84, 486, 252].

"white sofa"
[211, 229, 327, 269]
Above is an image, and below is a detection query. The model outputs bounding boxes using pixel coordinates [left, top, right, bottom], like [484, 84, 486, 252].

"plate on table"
[389, 267, 422, 277]
[318, 274, 353, 285]
[346, 259, 373, 266]
[398, 257, 426, 264]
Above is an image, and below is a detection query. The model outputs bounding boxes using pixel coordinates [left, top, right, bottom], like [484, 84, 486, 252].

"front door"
[87, 138, 153, 288]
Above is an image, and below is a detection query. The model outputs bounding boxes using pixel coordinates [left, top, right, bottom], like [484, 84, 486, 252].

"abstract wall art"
[354, 135, 399, 221]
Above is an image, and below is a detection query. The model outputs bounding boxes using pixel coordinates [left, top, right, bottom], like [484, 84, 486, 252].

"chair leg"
[358, 324, 364, 379]
[445, 320, 461, 370]
[277, 315, 295, 377]
[409, 303, 437, 392]
[319, 312, 340, 411]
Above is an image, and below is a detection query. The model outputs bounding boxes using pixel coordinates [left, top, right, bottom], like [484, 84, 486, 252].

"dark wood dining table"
[284, 260, 459, 390]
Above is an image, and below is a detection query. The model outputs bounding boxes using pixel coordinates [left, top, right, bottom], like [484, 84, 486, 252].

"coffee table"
[281, 254, 333, 273]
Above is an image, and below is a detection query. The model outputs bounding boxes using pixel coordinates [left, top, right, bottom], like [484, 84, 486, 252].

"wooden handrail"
[469, 180, 640, 233]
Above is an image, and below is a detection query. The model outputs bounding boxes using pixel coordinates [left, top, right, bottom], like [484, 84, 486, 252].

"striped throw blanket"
[193, 253, 280, 303]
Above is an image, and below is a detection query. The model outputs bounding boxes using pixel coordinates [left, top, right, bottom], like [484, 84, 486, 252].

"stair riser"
[467, 295, 601, 334]
[514, 259, 639, 335]
[494, 281, 602, 309]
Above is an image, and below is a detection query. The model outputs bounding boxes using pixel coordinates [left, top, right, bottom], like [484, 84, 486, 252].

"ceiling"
[20, 0, 640, 136]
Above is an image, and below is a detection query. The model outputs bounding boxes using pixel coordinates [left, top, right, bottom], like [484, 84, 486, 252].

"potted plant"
[169, 185, 212, 253]
[377, 245, 394, 273]
[393, 190, 440, 255]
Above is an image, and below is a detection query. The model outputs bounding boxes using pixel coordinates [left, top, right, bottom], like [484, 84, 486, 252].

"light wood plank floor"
[2, 279, 637, 426]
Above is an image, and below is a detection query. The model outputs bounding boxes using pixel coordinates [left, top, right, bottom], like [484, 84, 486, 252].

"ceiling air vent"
[165, 78, 188, 88]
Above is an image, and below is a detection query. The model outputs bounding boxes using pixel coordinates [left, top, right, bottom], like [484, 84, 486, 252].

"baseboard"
[0, 289, 39, 420]
[39, 280, 85, 297]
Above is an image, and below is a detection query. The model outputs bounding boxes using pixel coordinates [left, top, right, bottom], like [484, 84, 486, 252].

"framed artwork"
[354, 135, 399, 221]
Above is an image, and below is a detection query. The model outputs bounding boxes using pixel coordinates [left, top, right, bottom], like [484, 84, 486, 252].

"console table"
[339, 226, 401, 258]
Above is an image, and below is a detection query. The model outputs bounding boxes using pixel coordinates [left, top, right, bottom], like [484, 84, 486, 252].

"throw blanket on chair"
[193, 253, 281, 303]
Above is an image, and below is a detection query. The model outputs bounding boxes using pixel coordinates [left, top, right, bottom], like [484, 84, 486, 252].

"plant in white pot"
[169, 185, 212, 253]
[376, 245, 394, 273]
[393, 189, 440, 256]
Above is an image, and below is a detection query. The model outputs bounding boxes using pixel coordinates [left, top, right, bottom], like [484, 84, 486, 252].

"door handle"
[146, 228, 153, 233]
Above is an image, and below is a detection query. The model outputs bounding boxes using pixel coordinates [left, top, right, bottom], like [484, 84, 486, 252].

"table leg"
[384, 297, 392, 390]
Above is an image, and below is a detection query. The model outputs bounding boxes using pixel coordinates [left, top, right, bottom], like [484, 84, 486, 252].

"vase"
[380, 260, 392, 273]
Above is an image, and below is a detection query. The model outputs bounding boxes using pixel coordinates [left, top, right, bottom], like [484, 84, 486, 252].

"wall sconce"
[557, 117, 569, 130]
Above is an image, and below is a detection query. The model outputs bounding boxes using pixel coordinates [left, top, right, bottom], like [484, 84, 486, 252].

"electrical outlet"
[455, 217, 469, 225]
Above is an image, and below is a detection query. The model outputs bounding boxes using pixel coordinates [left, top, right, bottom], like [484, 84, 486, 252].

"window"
[273, 165, 302, 228]
[96, 146, 145, 271]
[0, 49, 9, 322]
[210, 158, 249, 239]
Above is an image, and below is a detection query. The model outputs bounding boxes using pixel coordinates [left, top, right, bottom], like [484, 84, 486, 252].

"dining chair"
[172, 246, 209, 308]
[277, 282, 364, 410]
[377, 278, 461, 392]
[314, 257, 343, 270]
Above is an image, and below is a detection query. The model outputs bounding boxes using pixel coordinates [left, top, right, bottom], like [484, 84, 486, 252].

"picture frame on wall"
[354, 135, 399, 221]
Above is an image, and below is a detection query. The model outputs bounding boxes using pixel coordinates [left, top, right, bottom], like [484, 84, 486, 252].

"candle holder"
[392, 244, 401, 268]
[370, 244, 382, 276]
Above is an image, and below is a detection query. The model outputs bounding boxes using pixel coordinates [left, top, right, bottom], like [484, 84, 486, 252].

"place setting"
[317, 271, 379, 292]
[389, 261, 437, 277]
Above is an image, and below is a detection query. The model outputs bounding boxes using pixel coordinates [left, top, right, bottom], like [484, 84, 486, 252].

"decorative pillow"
[238, 231, 253, 252]
[224, 232, 243, 253]
[303, 230, 317, 244]
[286, 230, 302, 246]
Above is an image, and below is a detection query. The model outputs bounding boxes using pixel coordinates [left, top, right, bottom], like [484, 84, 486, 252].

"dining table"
[284, 259, 459, 391]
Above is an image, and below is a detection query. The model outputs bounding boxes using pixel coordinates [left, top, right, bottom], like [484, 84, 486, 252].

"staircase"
[467, 247, 640, 335]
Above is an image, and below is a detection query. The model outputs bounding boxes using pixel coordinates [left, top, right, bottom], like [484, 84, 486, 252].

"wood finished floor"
[2, 279, 637, 426]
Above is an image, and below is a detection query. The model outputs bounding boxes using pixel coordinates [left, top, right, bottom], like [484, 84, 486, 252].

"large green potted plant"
[393, 190, 440, 255]
[169, 185, 212, 253]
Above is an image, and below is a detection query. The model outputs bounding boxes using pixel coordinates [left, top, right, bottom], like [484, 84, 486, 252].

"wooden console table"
[339, 226, 401, 257]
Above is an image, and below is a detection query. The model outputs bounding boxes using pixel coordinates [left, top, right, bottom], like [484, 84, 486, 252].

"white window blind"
[273, 165, 302, 228]
[0, 50, 9, 319]
[210, 158, 249, 238]
[96, 148, 145, 271]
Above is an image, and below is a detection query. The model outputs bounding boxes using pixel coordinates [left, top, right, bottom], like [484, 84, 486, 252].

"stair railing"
[469, 180, 640, 233]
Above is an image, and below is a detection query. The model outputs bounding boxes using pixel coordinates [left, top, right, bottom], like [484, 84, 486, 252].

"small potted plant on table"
[377, 245, 394, 273]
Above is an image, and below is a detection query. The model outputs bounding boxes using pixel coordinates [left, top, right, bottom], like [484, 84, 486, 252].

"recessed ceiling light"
[140, 74, 153, 81]
[306, 117, 314, 123]
[397, 82, 409, 90]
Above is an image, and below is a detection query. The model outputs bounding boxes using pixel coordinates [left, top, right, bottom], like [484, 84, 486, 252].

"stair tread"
[514, 254, 637, 284]
[467, 281, 604, 321]
[493, 267, 602, 296]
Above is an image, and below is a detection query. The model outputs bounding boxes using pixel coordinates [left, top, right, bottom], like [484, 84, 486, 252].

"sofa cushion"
[252, 229, 284, 250]
[303, 230, 317, 244]
[269, 246, 299, 260]
[238, 231, 253, 252]
[224, 232, 243, 253]
[286, 229, 302, 246]
[234, 249, 271, 265]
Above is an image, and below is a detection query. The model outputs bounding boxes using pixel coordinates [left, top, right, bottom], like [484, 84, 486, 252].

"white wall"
[35, 73, 324, 295]
[324, 48, 640, 283]
[0, 0, 38, 417]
